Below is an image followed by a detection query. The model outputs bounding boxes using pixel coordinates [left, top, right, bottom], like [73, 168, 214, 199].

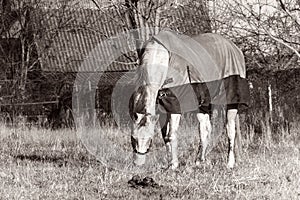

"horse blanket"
[138, 30, 250, 114]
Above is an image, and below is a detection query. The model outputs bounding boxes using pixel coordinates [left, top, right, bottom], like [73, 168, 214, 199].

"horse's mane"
[131, 38, 157, 88]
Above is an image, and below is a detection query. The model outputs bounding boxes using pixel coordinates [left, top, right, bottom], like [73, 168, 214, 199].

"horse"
[130, 30, 250, 169]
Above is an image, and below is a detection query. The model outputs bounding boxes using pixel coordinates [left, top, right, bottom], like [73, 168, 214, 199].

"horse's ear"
[150, 115, 159, 123]
[138, 116, 147, 127]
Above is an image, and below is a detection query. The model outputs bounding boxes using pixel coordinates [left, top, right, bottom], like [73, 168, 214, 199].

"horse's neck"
[140, 40, 169, 88]
[138, 84, 159, 115]
[135, 39, 169, 115]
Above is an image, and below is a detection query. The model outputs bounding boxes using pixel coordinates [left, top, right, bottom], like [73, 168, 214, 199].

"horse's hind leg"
[196, 113, 211, 165]
[159, 113, 181, 169]
[226, 108, 238, 168]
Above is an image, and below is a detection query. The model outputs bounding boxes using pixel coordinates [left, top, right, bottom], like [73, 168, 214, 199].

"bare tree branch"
[265, 30, 300, 58]
[209, 0, 300, 68]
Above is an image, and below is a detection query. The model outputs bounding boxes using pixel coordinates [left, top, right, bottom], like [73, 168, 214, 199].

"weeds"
[0, 116, 299, 199]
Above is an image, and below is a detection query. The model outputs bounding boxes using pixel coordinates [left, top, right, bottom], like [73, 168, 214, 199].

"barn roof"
[75, 71, 136, 88]
[34, 4, 211, 72]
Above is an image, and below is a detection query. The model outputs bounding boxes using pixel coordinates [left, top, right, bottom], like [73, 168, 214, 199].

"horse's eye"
[131, 136, 137, 147]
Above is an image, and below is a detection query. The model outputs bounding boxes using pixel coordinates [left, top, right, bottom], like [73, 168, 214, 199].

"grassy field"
[0, 120, 299, 200]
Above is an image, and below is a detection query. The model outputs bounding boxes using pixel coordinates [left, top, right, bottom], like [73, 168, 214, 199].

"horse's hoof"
[195, 158, 205, 166]
[226, 162, 235, 169]
[170, 162, 179, 170]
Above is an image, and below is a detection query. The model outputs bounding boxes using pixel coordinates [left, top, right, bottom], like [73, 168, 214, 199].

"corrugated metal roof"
[35, 5, 210, 72]
[74, 71, 136, 90]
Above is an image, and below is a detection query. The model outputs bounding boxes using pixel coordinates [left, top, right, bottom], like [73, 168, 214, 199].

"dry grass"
[0, 120, 299, 199]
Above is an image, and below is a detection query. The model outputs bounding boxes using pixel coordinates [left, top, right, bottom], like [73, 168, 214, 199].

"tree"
[99, 0, 211, 56]
[209, 0, 299, 70]
[0, 0, 85, 123]
[208, 0, 300, 136]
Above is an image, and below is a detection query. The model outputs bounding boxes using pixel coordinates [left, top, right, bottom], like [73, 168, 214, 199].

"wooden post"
[74, 84, 82, 129]
[267, 84, 273, 143]
[88, 80, 96, 127]
[268, 84, 273, 123]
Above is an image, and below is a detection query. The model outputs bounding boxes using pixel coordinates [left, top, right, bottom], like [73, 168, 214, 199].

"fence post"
[268, 84, 273, 123]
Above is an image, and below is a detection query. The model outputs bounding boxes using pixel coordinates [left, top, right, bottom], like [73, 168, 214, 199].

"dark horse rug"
[140, 31, 250, 114]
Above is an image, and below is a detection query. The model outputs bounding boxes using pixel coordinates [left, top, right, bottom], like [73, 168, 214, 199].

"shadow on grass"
[13, 154, 68, 167]
[15, 154, 64, 163]
[12, 152, 96, 167]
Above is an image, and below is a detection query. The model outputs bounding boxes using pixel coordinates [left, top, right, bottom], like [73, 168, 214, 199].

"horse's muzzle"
[133, 152, 146, 165]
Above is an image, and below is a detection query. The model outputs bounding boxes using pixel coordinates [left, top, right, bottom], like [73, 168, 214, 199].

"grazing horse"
[130, 31, 250, 169]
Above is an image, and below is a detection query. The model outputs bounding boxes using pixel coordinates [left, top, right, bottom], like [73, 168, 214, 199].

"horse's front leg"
[159, 113, 181, 169]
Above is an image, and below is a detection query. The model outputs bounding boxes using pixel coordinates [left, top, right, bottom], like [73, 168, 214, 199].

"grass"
[0, 119, 299, 199]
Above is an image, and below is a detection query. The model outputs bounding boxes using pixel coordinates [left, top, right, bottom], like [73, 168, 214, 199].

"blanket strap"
[187, 66, 192, 84]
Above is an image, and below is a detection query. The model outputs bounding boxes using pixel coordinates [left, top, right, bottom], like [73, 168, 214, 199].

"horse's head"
[131, 113, 159, 165]
[129, 83, 161, 166]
